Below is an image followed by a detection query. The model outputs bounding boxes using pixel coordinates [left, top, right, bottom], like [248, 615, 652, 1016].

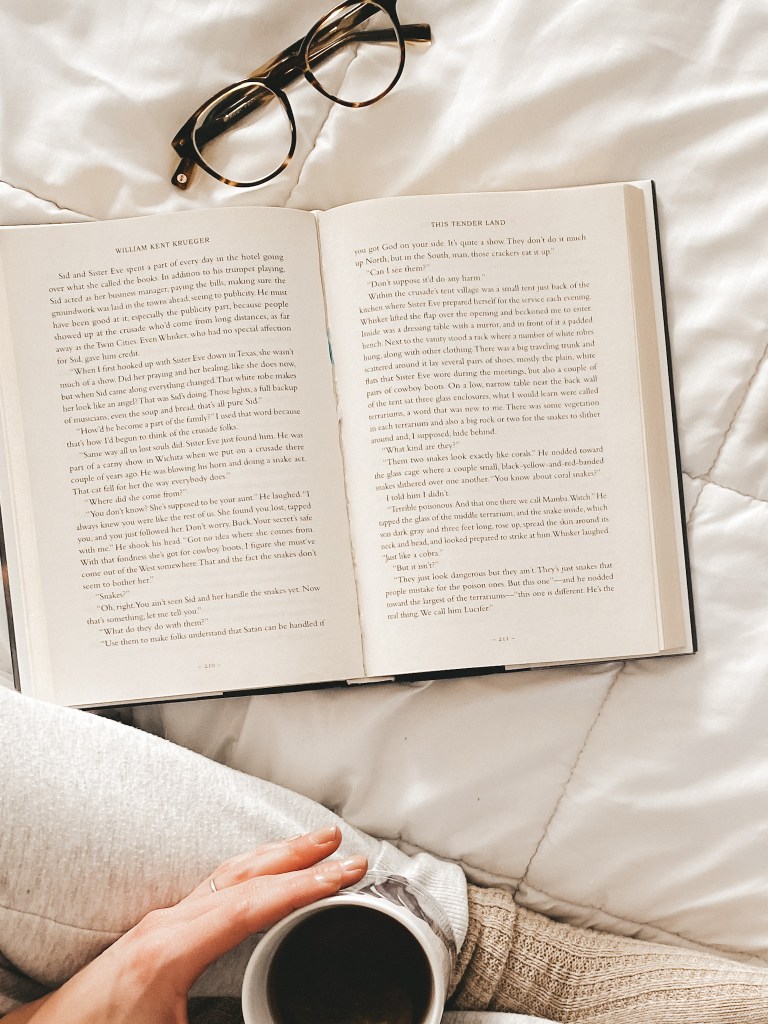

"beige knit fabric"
[448, 885, 768, 1023]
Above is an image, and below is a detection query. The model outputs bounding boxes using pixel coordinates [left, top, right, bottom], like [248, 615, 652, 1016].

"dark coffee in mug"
[266, 904, 434, 1024]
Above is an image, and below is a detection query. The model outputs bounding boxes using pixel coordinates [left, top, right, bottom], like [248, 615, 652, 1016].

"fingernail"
[314, 855, 366, 885]
[306, 825, 339, 846]
[314, 861, 344, 884]
[340, 855, 367, 877]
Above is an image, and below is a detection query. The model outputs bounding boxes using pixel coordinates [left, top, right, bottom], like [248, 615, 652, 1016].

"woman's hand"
[7, 826, 366, 1024]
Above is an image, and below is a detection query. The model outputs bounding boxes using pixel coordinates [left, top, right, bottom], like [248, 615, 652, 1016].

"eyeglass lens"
[193, 82, 294, 188]
[306, 2, 403, 106]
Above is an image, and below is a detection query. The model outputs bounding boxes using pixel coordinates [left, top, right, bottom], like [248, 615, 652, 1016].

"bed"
[1, 0, 767, 970]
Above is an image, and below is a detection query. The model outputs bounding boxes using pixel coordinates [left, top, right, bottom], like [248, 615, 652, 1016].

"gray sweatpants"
[0, 687, 468, 1014]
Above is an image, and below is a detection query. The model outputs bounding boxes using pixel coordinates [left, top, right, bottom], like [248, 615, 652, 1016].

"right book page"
[318, 183, 692, 677]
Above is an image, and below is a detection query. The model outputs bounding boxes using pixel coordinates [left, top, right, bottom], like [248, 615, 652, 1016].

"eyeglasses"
[170, 1, 431, 190]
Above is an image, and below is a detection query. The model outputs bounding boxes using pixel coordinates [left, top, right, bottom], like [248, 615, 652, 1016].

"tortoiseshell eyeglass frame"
[170, 0, 431, 190]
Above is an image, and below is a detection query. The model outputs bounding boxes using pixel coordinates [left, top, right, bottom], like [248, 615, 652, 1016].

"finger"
[167, 854, 368, 990]
[189, 826, 343, 900]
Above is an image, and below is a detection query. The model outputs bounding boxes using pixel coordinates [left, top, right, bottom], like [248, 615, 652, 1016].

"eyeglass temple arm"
[172, 21, 430, 188]
[248, 23, 430, 84]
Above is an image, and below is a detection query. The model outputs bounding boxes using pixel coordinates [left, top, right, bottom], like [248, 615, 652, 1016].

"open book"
[0, 182, 694, 706]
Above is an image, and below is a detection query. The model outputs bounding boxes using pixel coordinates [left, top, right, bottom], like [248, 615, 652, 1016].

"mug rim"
[241, 888, 448, 1024]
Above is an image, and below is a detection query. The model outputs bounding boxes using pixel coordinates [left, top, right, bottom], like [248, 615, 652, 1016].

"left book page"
[0, 207, 363, 706]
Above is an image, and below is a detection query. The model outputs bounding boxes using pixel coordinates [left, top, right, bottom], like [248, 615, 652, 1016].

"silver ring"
[210, 877, 218, 894]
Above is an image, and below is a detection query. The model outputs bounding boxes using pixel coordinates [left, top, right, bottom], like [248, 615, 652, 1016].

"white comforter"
[1, 0, 767, 968]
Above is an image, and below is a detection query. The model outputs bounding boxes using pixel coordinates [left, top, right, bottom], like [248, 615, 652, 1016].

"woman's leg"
[449, 884, 768, 1023]
[0, 688, 467, 1008]
[5, 685, 768, 1024]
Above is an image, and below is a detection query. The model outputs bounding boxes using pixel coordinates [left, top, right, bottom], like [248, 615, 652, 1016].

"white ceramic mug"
[242, 872, 456, 1024]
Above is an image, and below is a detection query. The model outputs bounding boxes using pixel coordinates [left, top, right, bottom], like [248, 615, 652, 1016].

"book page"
[318, 185, 674, 675]
[0, 207, 362, 704]
[625, 183, 691, 651]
